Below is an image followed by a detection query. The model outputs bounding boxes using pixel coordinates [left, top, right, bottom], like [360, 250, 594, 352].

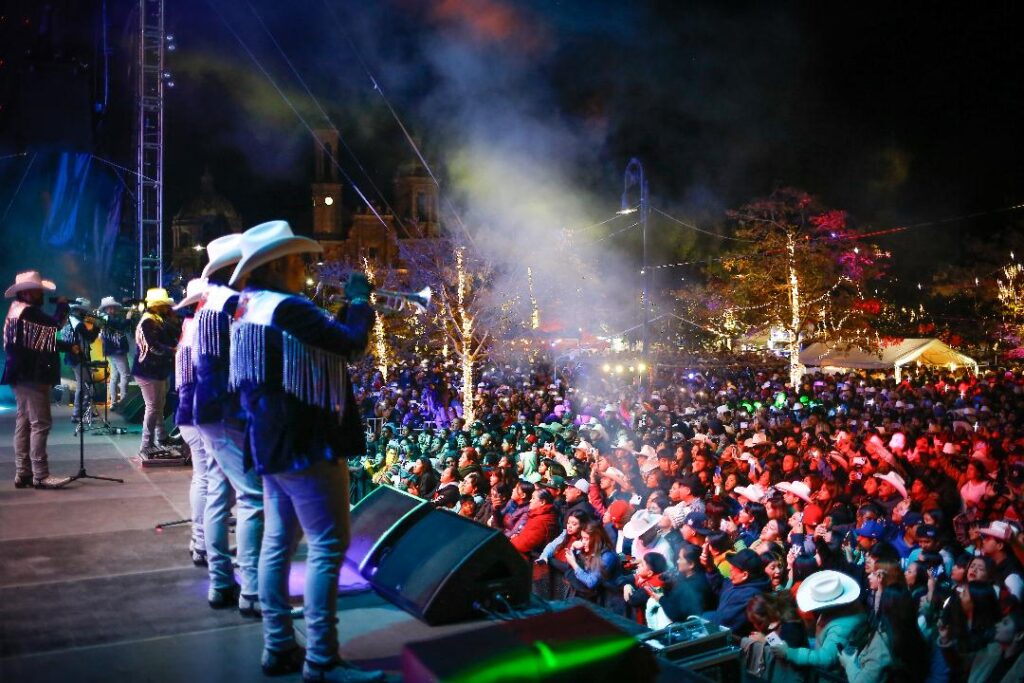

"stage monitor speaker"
[342, 486, 430, 590]
[401, 604, 661, 682]
[366, 508, 531, 626]
[111, 386, 144, 423]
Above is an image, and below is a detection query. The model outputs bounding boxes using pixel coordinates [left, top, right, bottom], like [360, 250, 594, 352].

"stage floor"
[0, 403, 485, 683]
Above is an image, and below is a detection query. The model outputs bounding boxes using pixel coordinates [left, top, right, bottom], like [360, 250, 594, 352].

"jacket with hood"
[702, 575, 772, 636]
[510, 503, 559, 558]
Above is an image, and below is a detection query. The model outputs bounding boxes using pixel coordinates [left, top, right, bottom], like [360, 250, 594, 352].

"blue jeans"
[260, 460, 350, 665]
[107, 353, 130, 403]
[199, 423, 263, 598]
[179, 424, 208, 550]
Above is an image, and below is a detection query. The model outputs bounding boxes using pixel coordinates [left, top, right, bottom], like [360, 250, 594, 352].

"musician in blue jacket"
[227, 221, 381, 683]
[192, 233, 265, 617]
[2, 270, 74, 489]
[98, 296, 135, 405]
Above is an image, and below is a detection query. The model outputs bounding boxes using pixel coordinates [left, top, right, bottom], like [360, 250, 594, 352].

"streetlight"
[621, 158, 650, 358]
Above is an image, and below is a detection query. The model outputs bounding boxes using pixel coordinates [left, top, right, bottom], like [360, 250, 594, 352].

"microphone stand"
[67, 361, 124, 486]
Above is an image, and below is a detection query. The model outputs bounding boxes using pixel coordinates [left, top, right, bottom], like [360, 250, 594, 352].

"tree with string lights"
[714, 188, 888, 385]
[398, 237, 529, 423]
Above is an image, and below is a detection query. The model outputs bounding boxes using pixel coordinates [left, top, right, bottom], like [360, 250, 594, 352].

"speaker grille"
[372, 510, 493, 607]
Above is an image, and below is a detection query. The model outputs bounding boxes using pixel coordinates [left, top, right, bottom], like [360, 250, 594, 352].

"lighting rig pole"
[620, 158, 650, 358]
[136, 0, 167, 296]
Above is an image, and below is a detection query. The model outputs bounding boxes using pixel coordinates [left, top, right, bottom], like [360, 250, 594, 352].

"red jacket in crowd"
[510, 503, 559, 558]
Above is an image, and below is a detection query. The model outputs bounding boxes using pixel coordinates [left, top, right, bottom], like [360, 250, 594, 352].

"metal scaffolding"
[136, 0, 164, 296]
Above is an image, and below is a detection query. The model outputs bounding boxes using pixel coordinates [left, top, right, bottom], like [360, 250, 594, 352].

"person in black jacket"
[2, 270, 75, 489]
[702, 548, 772, 636]
[98, 296, 135, 405]
[131, 288, 179, 454]
[227, 221, 381, 682]
[65, 300, 101, 422]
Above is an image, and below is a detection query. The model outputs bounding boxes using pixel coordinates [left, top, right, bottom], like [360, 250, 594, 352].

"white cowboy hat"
[201, 233, 244, 279]
[637, 444, 658, 460]
[978, 520, 1015, 541]
[776, 481, 813, 504]
[640, 460, 661, 476]
[796, 569, 862, 613]
[98, 296, 123, 310]
[733, 484, 766, 503]
[5, 270, 56, 298]
[174, 278, 209, 310]
[571, 479, 590, 495]
[601, 467, 630, 490]
[622, 510, 660, 540]
[229, 221, 322, 286]
[827, 450, 849, 470]
[747, 432, 770, 447]
[873, 471, 908, 499]
[144, 287, 175, 307]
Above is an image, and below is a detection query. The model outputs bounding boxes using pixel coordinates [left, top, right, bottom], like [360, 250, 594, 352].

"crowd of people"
[356, 358, 1024, 682]
[6, 248, 1024, 681]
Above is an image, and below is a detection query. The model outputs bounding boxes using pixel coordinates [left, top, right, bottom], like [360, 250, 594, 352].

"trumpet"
[313, 280, 432, 315]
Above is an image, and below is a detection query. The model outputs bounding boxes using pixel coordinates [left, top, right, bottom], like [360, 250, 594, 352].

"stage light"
[638, 362, 647, 372]
[614, 364, 624, 374]
[602, 364, 611, 373]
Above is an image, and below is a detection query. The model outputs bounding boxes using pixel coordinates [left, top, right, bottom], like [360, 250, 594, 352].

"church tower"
[393, 145, 440, 238]
[312, 129, 343, 240]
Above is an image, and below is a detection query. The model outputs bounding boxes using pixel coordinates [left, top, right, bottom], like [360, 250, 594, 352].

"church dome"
[172, 168, 244, 239]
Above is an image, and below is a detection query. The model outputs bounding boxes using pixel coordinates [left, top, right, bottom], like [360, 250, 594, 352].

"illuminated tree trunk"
[457, 248, 475, 423]
[363, 259, 389, 381]
[787, 233, 805, 386]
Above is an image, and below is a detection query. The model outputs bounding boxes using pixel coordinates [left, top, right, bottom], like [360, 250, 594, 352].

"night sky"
[2, 1, 1024, 297]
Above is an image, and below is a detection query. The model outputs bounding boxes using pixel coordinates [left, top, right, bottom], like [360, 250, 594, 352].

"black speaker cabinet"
[365, 508, 531, 625]
[111, 386, 144, 423]
[347, 486, 431, 579]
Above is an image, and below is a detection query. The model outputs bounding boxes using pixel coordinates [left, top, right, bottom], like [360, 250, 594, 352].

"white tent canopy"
[800, 338, 978, 382]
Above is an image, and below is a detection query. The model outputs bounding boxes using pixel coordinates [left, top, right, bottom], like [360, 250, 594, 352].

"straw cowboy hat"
[174, 278, 209, 310]
[5, 270, 56, 298]
[229, 221, 322, 287]
[873, 471, 908, 499]
[796, 569, 861, 613]
[144, 288, 174, 307]
[201, 233, 244, 279]
[99, 296, 123, 310]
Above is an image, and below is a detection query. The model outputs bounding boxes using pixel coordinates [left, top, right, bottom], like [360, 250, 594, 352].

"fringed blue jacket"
[230, 287, 373, 475]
